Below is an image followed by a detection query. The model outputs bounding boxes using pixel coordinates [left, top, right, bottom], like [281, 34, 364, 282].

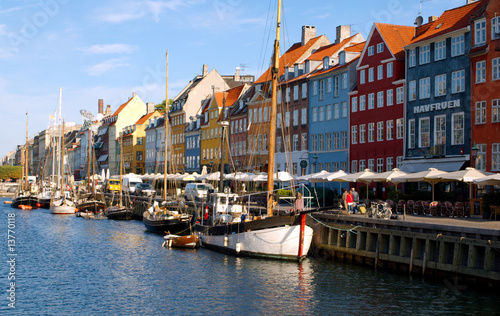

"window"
[368, 93, 374, 109]
[293, 134, 298, 151]
[475, 18, 486, 46]
[409, 80, 416, 101]
[377, 158, 384, 173]
[359, 124, 366, 143]
[386, 120, 393, 140]
[351, 97, 358, 112]
[333, 132, 339, 150]
[285, 87, 290, 103]
[476, 101, 486, 124]
[368, 46, 374, 56]
[493, 16, 500, 40]
[435, 74, 446, 96]
[359, 95, 366, 111]
[360, 70, 366, 84]
[276, 136, 282, 153]
[334, 76, 340, 97]
[377, 65, 383, 80]
[386, 157, 393, 171]
[493, 58, 500, 81]
[351, 126, 358, 144]
[377, 121, 384, 141]
[312, 107, 317, 122]
[319, 79, 324, 100]
[341, 131, 348, 149]
[293, 110, 298, 126]
[368, 68, 374, 82]
[368, 123, 375, 142]
[318, 106, 324, 122]
[326, 104, 332, 120]
[318, 134, 324, 151]
[258, 108, 262, 122]
[326, 133, 331, 150]
[285, 111, 290, 127]
[253, 108, 257, 122]
[293, 85, 299, 101]
[493, 143, 500, 171]
[312, 135, 317, 151]
[451, 35, 464, 57]
[452, 112, 464, 145]
[277, 90, 282, 104]
[419, 45, 430, 64]
[377, 42, 384, 53]
[452, 70, 465, 93]
[409, 49, 416, 67]
[476, 144, 486, 171]
[387, 62, 393, 78]
[419, 77, 430, 99]
[396, 87, 404, 104]
[493, 99, 500, 123]
[263, 107, 268, 122]
[326, 77, 332, 93]
[476, 61, 486, 83]
[301, 108, 307, 125]
[312, 81, 318, 96]
[302, 83, 307, 99]
[368, 159, 374, 172]
[377, 91, 384, 108]
[342, 73, 348, 89]
[419, 118, 430, 147]
[359, 160, 366, 171]
[341, 102, 348, 118]
[434, 115, 446, 146]
[276, 112, 281, 128]
[434, 40, 446, 61]
[351, 160, 358, 173]
[263, 134, 268, 152]
[396, 118, 404, 139]
[387, 89, 393, 106]
[334, 103, 340, 119]
[301, 133, 307, 150]
[136, 151, 143, 161]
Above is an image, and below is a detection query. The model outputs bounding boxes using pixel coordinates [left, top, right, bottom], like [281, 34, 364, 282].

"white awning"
[399, 158, 465, 173]
[97, 154, 108, 162]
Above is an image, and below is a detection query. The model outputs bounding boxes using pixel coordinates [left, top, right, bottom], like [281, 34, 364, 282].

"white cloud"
[0, 24, 7, 35]
[87, 58, 130, 76]
[102, 12, 145, 23]
[80, 44, 136, 54]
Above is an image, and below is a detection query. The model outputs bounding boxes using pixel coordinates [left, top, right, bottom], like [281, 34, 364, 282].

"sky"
[0, 0, 467, 158]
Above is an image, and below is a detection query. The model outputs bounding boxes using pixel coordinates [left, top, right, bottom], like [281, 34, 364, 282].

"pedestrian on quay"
[342, 188, 348, 212]
[352, 188, 359, 214]
[347, 189, 354, 214]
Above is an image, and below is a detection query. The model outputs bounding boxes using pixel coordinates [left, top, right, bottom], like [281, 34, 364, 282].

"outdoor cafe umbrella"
[336, 169, 377, 199]
[427, 167, 492, 201]
[361, 168, 408, 196]
[392, 168, 448, 201]
[473, 173, 500, 186]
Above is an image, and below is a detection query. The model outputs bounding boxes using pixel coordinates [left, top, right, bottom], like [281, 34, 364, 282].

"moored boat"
[50, 197, 77, 214]
[143, 202, 193, 235]
[12, 193, 39, 209]
[104, 206, 133, 220]
[162, 233, 200, 249]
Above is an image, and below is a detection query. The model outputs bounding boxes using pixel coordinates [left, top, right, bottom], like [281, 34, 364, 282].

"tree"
[155, 99, 173, 113]
[0, 166, 22, 181]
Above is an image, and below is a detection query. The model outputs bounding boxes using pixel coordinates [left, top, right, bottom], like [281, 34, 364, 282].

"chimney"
[428, 16, 438, 23]
[98, 99, 103, 114]
[336, 25, 351, 44]
[106, 105, 112, 115]
[235, 67, 240, 81]
[146, 102, 154, 114]
[132, 92, 137, 98]
[301, 25, 316, 45]
[202, 64, 208, 77]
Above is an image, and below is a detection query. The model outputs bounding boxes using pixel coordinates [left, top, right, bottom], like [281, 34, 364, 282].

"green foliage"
[155, 99, 173, 113]
[0, 166, 22, 181]
[481, 192, 500, 214]
[277, 189, 292, 196]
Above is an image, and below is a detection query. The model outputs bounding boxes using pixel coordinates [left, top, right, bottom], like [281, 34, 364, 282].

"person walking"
[346, 189, 354, 214]
[342, 188, 348, 212]
[352, 188, 359, 214]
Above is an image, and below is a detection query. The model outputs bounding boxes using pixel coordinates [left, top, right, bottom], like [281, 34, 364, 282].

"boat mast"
[88, 128, 92, 192]
[267, 0, 281, 216]
[119, 132, 123, 207]
[58, 88, 63, 191]
[219, 94, 226, 193]
[60, 120, 65, 192]
[22, 111, 28, 192]
[163, 50, 169, 201]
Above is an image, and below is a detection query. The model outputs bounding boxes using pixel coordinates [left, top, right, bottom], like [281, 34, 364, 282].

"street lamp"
[471, 143, 479, 168]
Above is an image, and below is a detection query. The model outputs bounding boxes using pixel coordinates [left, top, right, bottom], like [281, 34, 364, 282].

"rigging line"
[257, 0, 276, 80]
[308, 214, 361, 234]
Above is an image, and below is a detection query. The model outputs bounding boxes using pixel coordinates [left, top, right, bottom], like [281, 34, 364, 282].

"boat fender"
[235, 242, 241, 253]
[224, 235, 228, 247]
[162, 241, 167, 247]
[168, 240, 173, 248]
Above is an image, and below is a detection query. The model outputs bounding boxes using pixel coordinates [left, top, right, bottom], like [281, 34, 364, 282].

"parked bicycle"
[367, 200, 392, 219]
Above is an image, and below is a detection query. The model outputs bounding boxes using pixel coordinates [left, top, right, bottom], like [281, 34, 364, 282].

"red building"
[349, 23, 414, 198]
[470, 0, 500, 172]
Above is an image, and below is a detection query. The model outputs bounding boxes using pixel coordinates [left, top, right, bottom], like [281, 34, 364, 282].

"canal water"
[0, 198, 497, 315]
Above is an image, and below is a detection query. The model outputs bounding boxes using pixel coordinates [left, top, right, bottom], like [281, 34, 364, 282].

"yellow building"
[121, 111, 162, 174]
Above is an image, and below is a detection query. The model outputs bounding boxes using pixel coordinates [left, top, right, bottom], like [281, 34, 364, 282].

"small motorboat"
[162, 233, 200, 249]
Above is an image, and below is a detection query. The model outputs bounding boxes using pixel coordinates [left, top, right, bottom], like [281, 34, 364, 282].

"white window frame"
[451, 35, 464, 57]
[293, 109, 299, 126]
[435, 74, 446, 96]
[419, 77, 430, 99]
[493, 58, 500, 81]
[326, 104, 332, 120]
[419, 45, 430, 65]
[368, 46, 374, 56]
[387, 89, 393, 106]
[476, 60, 486, 83]
[351, 97, 358, 113]
[451, 70, 465, 93]
[409, 80, 416, 101]
[293, 85, 299, 101]
[419, 117, 430, 148]
[377, 91, 384, 108]
[351, 125, 358, 144]
[341, 102, 348, 118]
[434, 40, 446, 61]
[386, 120, 394, 141]
[434, 115, 446, 146]
[396, 87, 404, 104]
[492, 143, 500, 171]
[475, 101, 487, 125]
[409, 49, 416, 67]
[377, 158, 384, 173]
[359, 124, 366, 144]
[301, 108, 307, 125]
[492, 16, 500, 40]
[312, 107, 317, 123]
[334, 103, 340, 119]
[359, 95, 366, 111]
[493, 99, 500, 123]
[452, 112, 464, 145]
[368, 123, 375, 143]
[386, 157, 393, 172]
[377, 42, 384, 53]
[408, 119, 415, 148]
[301, 83, 307, 99]
[368, 67, 374, 82]
[396, 118, 404, 139]
[387, 62, 393, 78]
[377, 65, 383, 80]
[377, 121, 384, 142]
[475, 18, 486, 46]
[368, 93, 374, 109]
[360, 70, 365, 84]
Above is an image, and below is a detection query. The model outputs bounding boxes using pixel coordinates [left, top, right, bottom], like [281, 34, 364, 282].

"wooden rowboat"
[162, 234, 199, 249]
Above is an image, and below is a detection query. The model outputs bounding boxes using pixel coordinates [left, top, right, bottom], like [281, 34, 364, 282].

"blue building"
[402, 2, 483, 172]
[185, 116, 201, 173]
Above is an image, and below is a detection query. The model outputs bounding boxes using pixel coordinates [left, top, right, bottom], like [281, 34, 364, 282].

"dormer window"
[294, 64, 299, 77]
[305, 60, 310, 73]
[339, 52, 345, 65]
[323, 57, 329, 70]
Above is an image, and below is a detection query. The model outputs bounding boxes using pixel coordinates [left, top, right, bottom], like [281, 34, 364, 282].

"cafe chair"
[429, 201, 440, 216]
[454, 202, 464, 218]
[490, 205, 500, 220]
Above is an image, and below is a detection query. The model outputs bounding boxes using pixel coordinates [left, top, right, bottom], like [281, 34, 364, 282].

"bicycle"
[367, 200, 392, 219]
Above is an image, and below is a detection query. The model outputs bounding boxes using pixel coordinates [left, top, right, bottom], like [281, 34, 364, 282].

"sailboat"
[194, 0, 313, 261]
[104, 131, 133, 220]
[11, 112, 39, 209]
[142, 51, 196, 237]
[51, 90, 77, 215]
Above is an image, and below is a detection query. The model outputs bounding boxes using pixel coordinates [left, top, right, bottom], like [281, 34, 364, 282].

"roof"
[374, 23, 415, 59]
[308, 57, 360, 79]
[112, 97, 134, 117]
[307, 34, 361, 61]
[344, 42, 365, 53]
[135, 111, 159, 125]
[409, 0, 485, 45]
[255, 35, 329, 84]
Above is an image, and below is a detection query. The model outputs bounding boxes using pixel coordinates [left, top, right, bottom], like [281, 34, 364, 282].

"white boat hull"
[199, 225, 313, 260]
[51, 198, 76, 214]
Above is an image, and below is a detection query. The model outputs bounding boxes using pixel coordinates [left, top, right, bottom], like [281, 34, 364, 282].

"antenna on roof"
[418, 0, 432, 16]
[239, 63, 250, 72]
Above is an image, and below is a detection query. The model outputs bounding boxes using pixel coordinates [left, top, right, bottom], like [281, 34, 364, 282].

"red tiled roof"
[307, 34, 360, 61]
[409, 0, 485, 44]
[224, 85, 246, 107]
[255, 35, 328, 84]
[112, 97, 134, 117]
[344, 42, 365, 53]
[375, 23, 415, 59]
[308, 57, 360, 78]
[135, 111, 159, 125]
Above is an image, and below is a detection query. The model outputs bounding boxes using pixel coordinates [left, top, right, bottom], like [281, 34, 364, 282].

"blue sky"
[0, 0, 466, 158]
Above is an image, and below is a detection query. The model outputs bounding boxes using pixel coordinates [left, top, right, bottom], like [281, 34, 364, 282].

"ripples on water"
[0, 198, 497, 315]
